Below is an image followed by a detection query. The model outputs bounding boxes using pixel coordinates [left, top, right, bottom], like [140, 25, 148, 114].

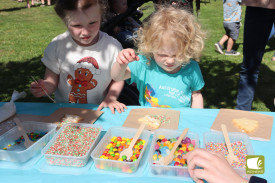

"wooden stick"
[30, 76, 56, 103]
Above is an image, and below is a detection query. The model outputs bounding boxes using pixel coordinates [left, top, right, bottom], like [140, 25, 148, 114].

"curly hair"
[54, 0, 107, 23]
[136, 6, 205, 64]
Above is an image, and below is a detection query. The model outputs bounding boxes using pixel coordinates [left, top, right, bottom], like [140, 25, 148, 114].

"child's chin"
[79, 40, 93, 46]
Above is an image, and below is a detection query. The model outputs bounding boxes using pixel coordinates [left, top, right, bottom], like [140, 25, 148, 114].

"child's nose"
[81, 28, 90, 35]
[166, 57, 176, 64]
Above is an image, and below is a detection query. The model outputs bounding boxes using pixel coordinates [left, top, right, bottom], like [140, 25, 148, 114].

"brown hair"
[54, 0, 106, 22]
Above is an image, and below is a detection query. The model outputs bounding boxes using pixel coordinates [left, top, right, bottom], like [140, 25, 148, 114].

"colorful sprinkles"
[149, 115, 171, 125]
[206, 141, 248, 168]
[45, 125, 101, 167]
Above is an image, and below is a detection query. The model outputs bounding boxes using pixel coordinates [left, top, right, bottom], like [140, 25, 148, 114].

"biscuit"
[58, 114, 83, 127]
[138, 115, 161, 129]
[232, 117, 258, 133]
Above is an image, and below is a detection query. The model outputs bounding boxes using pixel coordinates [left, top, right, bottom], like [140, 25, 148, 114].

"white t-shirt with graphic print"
[42, 31, 122, 104]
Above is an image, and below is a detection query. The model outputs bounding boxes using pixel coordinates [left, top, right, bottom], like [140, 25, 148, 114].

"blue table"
[0, 102, 274, 183]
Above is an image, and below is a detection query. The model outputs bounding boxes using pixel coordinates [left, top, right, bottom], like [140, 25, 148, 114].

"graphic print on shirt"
[144, 84, 171, 108]
[67, 57, 101, 103]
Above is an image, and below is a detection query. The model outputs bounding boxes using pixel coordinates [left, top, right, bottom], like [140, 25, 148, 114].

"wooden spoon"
[221, 124, 239, 164]
[162, 128, 189, 166]
[119, 122, 147, 160]
[14, 117, 34, 148]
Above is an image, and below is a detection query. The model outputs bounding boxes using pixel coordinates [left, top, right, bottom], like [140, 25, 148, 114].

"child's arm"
[191, 90, 203, 108]
[97, 80, 127, 114]
[30, 68, 59, 98]
[111, 48, 139, 81]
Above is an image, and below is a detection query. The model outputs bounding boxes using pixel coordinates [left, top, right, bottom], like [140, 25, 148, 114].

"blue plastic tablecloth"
[0, 102, 274, 183]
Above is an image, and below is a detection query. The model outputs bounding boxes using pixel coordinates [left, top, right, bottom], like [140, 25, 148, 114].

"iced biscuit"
[58, 114, 83, 127]
[232, 117, 258, 133]
[138, 115, 161, 129]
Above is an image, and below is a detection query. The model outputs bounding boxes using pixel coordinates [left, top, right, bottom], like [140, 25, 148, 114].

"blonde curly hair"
[136, 6, 205, 64]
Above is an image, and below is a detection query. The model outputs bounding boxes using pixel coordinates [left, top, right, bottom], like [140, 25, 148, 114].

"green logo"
[246, 155, 264, 174]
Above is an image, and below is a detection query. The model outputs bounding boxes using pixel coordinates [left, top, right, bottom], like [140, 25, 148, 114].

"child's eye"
[71, 24, 81, 28]
[89, 21, 97, 25]
[157, 54, 167, 57]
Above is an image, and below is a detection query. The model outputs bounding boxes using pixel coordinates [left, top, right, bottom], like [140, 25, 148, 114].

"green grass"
[0, 0, 275, 111]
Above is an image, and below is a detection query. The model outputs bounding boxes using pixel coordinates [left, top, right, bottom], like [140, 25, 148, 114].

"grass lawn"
[0, 0, 275, 111]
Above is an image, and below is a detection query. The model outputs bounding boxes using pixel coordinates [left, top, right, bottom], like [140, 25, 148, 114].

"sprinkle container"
[91, 126, 151, 173]
[204, 131, 254, 179]
[41, 123, 102, 167]
[0, 121, 57, 162]
[148, 128, 199, 179]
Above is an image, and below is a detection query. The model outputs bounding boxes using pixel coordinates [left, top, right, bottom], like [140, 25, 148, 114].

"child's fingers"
[127, 49, 137, 59]
[30, 81, 40, 88]
[125, 49, 139, 62]
[97, 103, 104, 111]
[109, 106, 116, 114]
[31, 88, 45, 98]
[37, 79, 46, 88]
[117, 52, 130, 64]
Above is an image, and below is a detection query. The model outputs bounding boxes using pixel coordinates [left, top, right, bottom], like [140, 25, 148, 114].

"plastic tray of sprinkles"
[204, 131, 254, 180]
[148, 128, 200, 179]
[91, 126, 151, 174]
[41, 123, 102, 167]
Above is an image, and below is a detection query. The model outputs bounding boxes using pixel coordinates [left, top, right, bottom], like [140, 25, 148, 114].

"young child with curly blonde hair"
[111, 6, 205, 108]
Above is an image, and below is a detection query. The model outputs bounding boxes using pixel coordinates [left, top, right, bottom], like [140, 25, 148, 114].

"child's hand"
[116, 49, 139, 65]
[30, 79, 54, 98]
[97, 99, 127, 114]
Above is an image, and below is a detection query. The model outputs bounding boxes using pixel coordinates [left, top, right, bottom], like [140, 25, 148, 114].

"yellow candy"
[158, 154, 162, 159]
[158, 135, 165, 140]
[181, 146, 187, 151]
[115, 153, 120, 156]
[113, 148, 118, 151]
[118, 158, 123, 161]
[142, 140, 146, 145]
[153, 154, 158, 160]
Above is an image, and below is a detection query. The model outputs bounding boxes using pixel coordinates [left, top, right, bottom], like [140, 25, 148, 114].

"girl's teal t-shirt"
[128, 55, 205, 108]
